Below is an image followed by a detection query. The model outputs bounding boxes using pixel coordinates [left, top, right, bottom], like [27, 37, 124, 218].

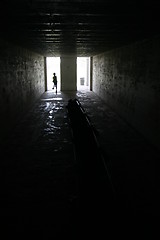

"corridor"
[1, 90, 159, 238]
[0, 1, 160, 238]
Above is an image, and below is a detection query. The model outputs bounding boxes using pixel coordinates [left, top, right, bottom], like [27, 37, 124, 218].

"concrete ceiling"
[1, 0, 160, 56]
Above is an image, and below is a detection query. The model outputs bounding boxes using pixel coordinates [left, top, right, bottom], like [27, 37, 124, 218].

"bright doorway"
[46, 57, 61, 91]
[77, 57, 90, 90]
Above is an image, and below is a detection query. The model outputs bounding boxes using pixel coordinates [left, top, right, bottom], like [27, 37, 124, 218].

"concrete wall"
[0, 39, 45, 142]
[61, 56, 77, 91]
[92, 35, 160, 150]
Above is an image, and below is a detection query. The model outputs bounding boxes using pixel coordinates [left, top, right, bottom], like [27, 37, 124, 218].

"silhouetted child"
[52, 73, 57, 93]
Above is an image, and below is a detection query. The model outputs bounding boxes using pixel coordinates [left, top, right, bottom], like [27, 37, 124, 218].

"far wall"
[93, 35, 160, 150]
[61, 56, 77, 91]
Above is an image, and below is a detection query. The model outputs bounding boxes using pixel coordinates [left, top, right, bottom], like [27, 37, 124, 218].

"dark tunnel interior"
[0, 0, 160, 238]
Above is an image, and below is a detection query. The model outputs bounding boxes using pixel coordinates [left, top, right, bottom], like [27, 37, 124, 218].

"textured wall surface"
[61, 56, 77, 91]
[93, 35, 160, 149]
[0, 39, 45, 141]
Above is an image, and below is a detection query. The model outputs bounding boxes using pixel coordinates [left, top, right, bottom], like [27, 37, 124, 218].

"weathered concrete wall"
[61, 56, 77, 91]
[93, 35, 160, 150]
[0, 39, 45, 142]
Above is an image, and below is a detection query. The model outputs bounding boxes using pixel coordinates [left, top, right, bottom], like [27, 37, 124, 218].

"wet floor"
[1, 90, 159, 238]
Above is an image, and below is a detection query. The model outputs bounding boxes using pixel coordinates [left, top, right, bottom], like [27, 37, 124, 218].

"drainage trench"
[66, 99, 115, 229]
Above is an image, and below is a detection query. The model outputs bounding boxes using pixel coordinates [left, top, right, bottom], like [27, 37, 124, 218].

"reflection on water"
[41, 98, 63, 101]
[55, 107, 63, 110]
[45, 102, 50, 109]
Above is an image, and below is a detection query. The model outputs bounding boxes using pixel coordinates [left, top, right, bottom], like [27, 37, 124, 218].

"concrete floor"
[1, 90, 159, 238]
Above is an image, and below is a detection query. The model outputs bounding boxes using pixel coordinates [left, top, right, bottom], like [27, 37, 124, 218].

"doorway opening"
[77, 57, 90, 91]
[46, 57, 61, 91]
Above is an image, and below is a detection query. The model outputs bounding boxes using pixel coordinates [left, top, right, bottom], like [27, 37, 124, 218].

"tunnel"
[0, 0, 160, 238]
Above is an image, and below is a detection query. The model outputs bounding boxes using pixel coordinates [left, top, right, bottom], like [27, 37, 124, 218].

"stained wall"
[93, 35, 160, 149]
[0, 39, 45, 142]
